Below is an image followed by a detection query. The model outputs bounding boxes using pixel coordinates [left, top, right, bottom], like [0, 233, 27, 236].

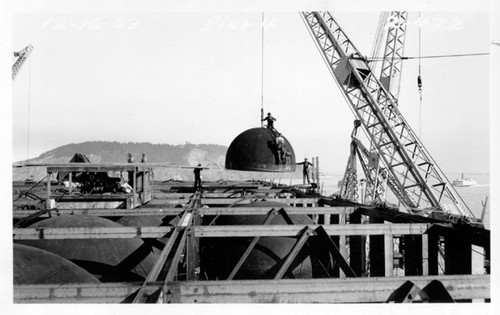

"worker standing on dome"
[297, 158, 313, 184]
[276, 133, 286, 164]
[262, 112, 276, 131]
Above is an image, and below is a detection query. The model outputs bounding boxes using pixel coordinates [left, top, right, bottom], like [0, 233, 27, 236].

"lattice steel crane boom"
[12, 45, 33, 80]
[341, 12, 408, 204]
[300, 12, 477, 222]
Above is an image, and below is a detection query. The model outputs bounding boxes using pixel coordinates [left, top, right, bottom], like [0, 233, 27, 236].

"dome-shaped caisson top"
[225, 127, 296, 172]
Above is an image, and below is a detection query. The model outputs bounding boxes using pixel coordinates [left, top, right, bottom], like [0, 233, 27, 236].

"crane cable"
[417, 12, 423, 139]
[260, 12, 265, 127]
[26, 55, 32, 179]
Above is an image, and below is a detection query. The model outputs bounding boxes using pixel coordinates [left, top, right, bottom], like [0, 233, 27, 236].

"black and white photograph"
[3, 0, 498, 311]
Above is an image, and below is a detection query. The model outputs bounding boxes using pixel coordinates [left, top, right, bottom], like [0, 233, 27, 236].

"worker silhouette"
[275, 133, 287, 164]
[127, 153, 134, 163]
[141, 153, 148, 163]
[193, 164, 203, 191]
[262, 112, 276, 131]
[297, 158, 313, 184]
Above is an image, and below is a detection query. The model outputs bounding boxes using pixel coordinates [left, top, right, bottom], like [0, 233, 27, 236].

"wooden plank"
[14, 282, 147, 303]
[15, 275, 489, 304]
[148, 197, 320, 206]
[13, 208, 183, 218]
[49, 194, 133, 200]
[195, 223, 430, 238]
[422, 233, 429, 276]
[384, 234, 394, 277]
[13, 226, 174, 240]
[13, 206, 354, 219]
[165, 275, 490, 303]
[12, 223, 430, 240]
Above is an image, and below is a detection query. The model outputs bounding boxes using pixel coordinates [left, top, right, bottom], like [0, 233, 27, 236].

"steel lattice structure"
[300, 12, 475, 220]
[12, 45, 33, 80]
[378, 11, 408, 102]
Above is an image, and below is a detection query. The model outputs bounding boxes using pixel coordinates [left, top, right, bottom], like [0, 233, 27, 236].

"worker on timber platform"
[297, 158, 313, 184]
[127, 153, 134, 163]
[141, 153, 148, 163]
[193, 163, 203, 191]
[262, 112, 276, 131]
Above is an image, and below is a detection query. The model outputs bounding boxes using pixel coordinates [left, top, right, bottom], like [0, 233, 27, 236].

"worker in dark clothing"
[141, 153, 148, 163]
[193, 163, 203, 191]
[262, 112, 276, 130]
[127, 153, 134, 163]
[297, 158, 313, 184]
[276, 133, 286, 164]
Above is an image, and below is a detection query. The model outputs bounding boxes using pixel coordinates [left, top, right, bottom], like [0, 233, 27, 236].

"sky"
[8, 2, 495, 176]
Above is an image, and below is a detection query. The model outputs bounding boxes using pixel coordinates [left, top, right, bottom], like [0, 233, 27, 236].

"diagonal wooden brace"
[314, 225, 357, 278]
[274, 226, 312, 279]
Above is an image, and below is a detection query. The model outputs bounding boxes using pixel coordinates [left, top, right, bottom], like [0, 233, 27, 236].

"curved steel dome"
[18, 215, 161, 282]
[225, 127, 296, 172]
[14, 243, 100, 285]
[200, 201, 316, 280]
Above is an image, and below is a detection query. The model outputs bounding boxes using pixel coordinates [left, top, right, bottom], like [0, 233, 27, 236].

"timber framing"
[14, 275, 490, 303]
[13, 175, 490, 304]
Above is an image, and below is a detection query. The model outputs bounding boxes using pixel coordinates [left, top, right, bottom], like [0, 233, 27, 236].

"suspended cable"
[260, 12, 265, 127]
[418, 11, 423, 139]
[360, 52, 489, 62]
[27, 55, 32, 179]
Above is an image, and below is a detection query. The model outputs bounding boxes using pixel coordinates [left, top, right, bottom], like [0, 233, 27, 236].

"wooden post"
[186, 226, 199, 281]
[133, 168, 137, 208]
[445, 232, 472, 275]
[428, 232, 439, 275]
[330, 214, 340, 277]
[403, 235, 423, 276]
[349, 212, 365, 277]
[422, 234, 429, 276]
[339, 212, 347, 278]
[46, 171, 52, 209]
[315, 156, 320, 183]
[384, 234, 393, 277]
[369, 216, 384, 276]
[68, 172, 72, 194]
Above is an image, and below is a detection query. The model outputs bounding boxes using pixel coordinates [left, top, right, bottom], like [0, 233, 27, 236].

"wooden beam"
[13, 206, 354, 219]
[227, 210, 278, 280]
[147, 198, 320, 206]
[13, 226, 174, 240]
[164, 275, 490, 303]
[12, 223, 431, 240]
[274, 227, 312, 279]
[132, 208, 190, 303]
[15, 275, 489, 303]
[195, 223, 430, 238]
[384, 234, 394, 277]
[14, 282, 147, 303]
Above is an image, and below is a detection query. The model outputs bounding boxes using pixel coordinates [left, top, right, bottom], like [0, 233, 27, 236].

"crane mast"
[300, 12, 476, 221]
[378, 11, 407, 102]
[12, 45, 33, 80]
[364, 11, 408, 203]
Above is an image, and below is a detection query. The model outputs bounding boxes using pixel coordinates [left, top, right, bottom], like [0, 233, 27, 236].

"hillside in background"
[13, 141, 303, 182]
[32, 141, 227, 165]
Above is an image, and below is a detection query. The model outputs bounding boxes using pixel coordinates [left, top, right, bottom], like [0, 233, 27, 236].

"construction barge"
[11, 11, 490, 304]
[12, 162, 490, 303]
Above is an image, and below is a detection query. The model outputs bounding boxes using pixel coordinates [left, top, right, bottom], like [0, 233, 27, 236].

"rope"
[362, 52, 489, 62]
[418, 11, 423, 139]
[260, 12, 265, 127]
[26, 56, 32, 179]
